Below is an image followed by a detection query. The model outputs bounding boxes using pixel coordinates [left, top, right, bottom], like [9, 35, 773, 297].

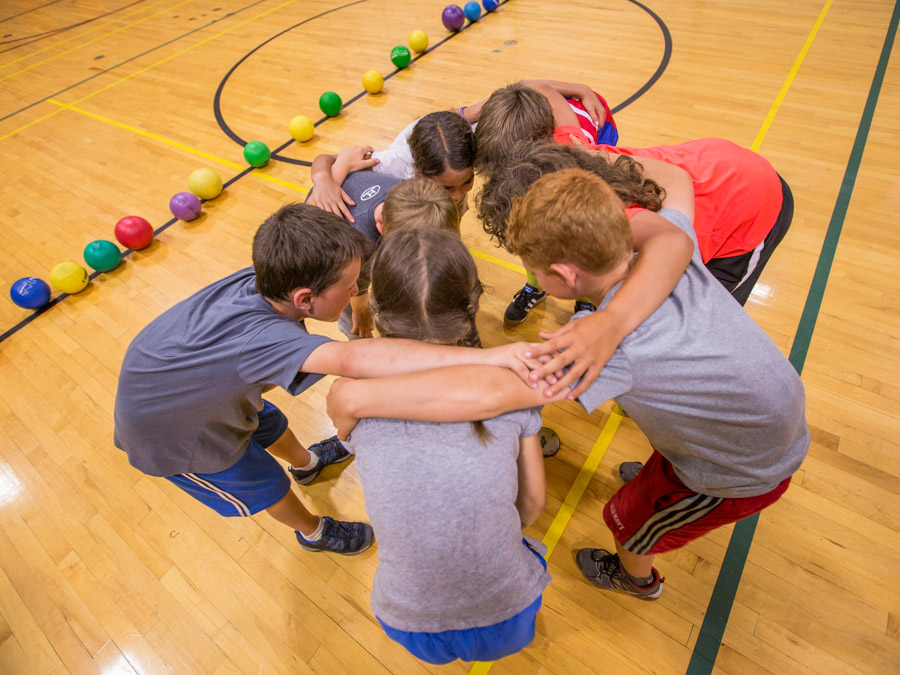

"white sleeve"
[372, 118, 419, 179]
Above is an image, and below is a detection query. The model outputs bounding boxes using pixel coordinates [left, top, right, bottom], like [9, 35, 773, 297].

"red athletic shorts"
[603, 450, 791, 555]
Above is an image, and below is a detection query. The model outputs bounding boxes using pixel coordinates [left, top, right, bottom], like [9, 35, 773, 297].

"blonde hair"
[474, 82, 555, 177]
[507, 168, 633, 275]
[381, 178, 461, 235]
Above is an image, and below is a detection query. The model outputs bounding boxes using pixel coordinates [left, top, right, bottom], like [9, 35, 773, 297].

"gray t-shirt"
[344, 407, 551, 632]
[577, 209, 809, 498]
[114, 268, 331, 476]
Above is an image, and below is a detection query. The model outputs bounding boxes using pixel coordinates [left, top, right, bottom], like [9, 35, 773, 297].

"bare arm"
[516, 434, 546, 528]
[527, 209, 694, 398]
[623, 154, 695, 223]
[348, 291, 373, 338]
[307, 147, 379, 222]
[326, 365, 567, 439]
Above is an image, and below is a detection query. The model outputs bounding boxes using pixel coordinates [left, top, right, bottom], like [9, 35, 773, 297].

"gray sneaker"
[289, 436, 351, 485]
[296, 517, 374, 555]
[575, 548, 664, 600]
[618, 461, 643, 483]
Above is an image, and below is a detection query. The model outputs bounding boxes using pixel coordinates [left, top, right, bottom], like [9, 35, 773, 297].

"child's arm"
[522, 79, 605, 127]
[307, 148, 379, 222]
[326, 365, 568, 439]
[348, 291, 374, 338]
[525, 210, 694, 399]
[516, 434, 546, 528]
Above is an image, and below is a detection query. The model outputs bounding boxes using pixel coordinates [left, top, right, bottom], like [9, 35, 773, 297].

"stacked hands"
[326, 308, 619, 439]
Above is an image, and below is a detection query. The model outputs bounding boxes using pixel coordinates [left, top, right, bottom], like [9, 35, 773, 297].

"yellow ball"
[50, 262, 89, 294]
[362, 70, 384, 94]
[409, 30, 429, 53]
[188, 168, 223, 200]
[289, 115, 315, 142]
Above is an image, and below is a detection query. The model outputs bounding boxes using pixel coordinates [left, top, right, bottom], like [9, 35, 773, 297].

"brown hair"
[381, 177, 461, 235]
[370, 229, 490, 442]
[506, 168, 633, 275]
[474, 82, 555, 177]
[408, 111, 476, 177]
[252, 203, 367, 300]
[476, 140, 665, 249]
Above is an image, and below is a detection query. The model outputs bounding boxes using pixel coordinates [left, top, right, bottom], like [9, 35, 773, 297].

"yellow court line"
[0, 0, 195, 83]
[469, 409, 625, 675]
[469, 248, 527, 275]
[751, 0, 834, 151]
[46, 99, 309, 194]
[0, 0, 173, 70]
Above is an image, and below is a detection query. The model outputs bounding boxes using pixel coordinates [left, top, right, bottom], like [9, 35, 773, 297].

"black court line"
[0, 0, 145, 49]
[0, 0, 269, 123]
[686, 1, 900, 672]
[2, 0, 671, 342]
[0, 0, 65, 25]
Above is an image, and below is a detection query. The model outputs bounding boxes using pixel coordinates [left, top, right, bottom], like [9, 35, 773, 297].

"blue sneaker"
[289, 436, 351, 485]
[295, 517, 374, 555]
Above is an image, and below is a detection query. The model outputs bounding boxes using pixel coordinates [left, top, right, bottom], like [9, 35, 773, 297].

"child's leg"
[266, 426, 313, 468]
[615, 541, 655, 579]
[265, 489, 320, 535]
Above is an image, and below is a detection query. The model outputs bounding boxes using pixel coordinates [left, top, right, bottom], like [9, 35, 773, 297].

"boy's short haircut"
[252, 203, 368, 300]
[507, 168, 633, 275]
[408, 111, 476, 177]
[475, 82, 555, 176]
[381, 178, 462, 235]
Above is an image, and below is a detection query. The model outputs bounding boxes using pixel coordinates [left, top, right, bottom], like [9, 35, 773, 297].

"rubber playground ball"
[243, 141, 271, 168]
[114, 216, 154, 250]
[188, 167, 223, 200]
[409, 30, 429, 53]
[483, 0, 499, 12]
[442, 4, 465, 32]
[169, 192, 203, 221]
[319, 91, 343, 117]
[289, 115, 315, 142]
[10, 277, 51, 309]
[362, 70, 384, 94]
[464, 1, 481, 21]
[390, 45, 411, 69]
[83, 240, 122, 272]
[50, 262, 89, 294]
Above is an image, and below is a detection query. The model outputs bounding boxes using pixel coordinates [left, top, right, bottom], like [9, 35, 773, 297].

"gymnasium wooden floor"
[1, 0, 898, 672]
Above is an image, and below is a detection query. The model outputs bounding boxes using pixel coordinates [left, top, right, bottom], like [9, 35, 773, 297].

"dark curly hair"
[476, 140, 665, 249]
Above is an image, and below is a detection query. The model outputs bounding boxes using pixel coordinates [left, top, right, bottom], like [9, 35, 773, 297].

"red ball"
[114, 216, 154, 250]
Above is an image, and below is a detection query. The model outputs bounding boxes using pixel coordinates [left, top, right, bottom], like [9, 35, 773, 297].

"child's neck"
[580, 256, 634, 306]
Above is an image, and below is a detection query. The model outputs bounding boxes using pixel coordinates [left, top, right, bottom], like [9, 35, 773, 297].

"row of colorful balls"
[8, 1, 501, 311]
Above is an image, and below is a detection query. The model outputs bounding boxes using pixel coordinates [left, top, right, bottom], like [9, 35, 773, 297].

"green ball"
[390, 45, 411, 69]
[243, 140, 271, 167]
[319, 91, 343, 117]
[83, 239, 121, 272]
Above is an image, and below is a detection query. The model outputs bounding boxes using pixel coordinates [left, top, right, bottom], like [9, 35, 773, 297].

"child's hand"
[580, 93, 606, 129]
[481, 342, 558, 392]
[308, 178, 356, 222]
[326, 377, 359, 440]
[524, 311, 624, 399]
[335, 144, 379, 174]
[350, 303, 374, 338]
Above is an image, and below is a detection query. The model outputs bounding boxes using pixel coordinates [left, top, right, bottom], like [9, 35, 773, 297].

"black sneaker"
[504, 285, 547, 326]
[575, 548, 664, 600]
[540, 427, 561, 458]
[618, 461, 643, 483]
[295, 517, 374, 555]
[574, 299, 596, 314]
[289, 436, 351, 486]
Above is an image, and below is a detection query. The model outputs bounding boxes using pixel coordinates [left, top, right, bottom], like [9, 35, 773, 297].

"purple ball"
[442, 4, 465, 31]
[169, 192, 202, 221]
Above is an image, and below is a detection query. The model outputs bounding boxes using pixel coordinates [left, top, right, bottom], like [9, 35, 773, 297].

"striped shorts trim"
[180, 473, 252, 516]
[623, 493, 724, 555]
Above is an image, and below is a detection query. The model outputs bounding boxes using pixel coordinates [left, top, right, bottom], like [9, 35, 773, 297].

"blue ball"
[483, 0, 499, 11]
[464, 1, 481, 21]
[10, 277, 51, 309]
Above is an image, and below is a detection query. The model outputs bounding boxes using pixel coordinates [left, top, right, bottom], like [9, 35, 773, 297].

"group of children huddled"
[114, 78, 810, 664]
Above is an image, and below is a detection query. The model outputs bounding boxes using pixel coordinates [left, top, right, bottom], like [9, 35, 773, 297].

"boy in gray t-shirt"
[113, 204, 536, 557]
[503, 169, 809, 600]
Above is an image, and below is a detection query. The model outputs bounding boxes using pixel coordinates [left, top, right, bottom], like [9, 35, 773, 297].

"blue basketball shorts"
[166, 400, 291, 517]
[378, 540, 547, 664]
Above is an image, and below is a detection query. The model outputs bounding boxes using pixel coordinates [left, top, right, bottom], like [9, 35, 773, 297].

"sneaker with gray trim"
[618, 461, 643, 484]
[295, 517, 374, 555]
[575, 548, 664, 600]
[289, 436, 351, 485]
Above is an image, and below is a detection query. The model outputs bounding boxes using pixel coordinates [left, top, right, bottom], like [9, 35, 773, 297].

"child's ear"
[374, 203, 384, 235]
[549, 262, 579, 290]
[290, 287, 314, 312]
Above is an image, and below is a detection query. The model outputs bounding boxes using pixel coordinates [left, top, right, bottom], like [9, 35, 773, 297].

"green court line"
[686, 1, 900, 671]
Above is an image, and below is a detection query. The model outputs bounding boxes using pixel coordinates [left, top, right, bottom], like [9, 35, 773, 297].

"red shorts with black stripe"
[603, 450, 791, 555]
